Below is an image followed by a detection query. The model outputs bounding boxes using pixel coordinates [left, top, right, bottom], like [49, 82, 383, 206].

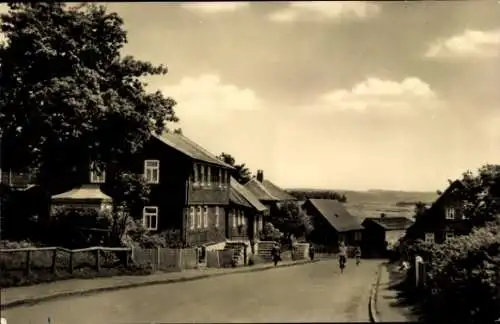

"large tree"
[0, 3, 178, 185]
[217, 152, 252, 184]
[270, 201, 313, 239]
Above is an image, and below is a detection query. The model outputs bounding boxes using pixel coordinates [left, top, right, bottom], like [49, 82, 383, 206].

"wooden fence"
[0, 246, 131, 274]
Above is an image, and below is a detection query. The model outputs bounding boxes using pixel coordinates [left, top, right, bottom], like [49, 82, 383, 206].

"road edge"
[369, 262, 384, 323]
[2, 259, 320, 310]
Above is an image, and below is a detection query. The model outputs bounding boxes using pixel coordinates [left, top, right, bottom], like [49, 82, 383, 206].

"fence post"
[124, 249, 130, 268]
[178, 248, 183, 270]
[69, 251, 74, 274]
[95, 248, 101, 272]
[156, 246, 161, 271]
[26, 250, 32, 275]
[52, 249, 57, 273]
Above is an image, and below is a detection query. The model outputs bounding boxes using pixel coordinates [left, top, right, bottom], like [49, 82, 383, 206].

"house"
[301, 198, 364, 249]
[405, 180, 470, 244]
[2, 132, 235, 247]
[361, 215, 414, 258]
[243, 170, 297, 221]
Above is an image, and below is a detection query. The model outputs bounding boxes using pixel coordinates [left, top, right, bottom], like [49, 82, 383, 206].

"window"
[197, 206, 202, 229]
[354, 231, 362, 241]
[218, 168, 223, 188]
[200, 165, 206, 187]
[445, 232, 454, 241]
[189, 207, 195, 230]
[445, 207, 455, 220]
[241, 211, 246, 226]
[207, 167, 211, 187]
[193, 164, 199, 186]
[215, 206, 220, 228]
[203, 206, 208, 228]
[232, 209, 237, 228]
[90, 162, 105, 183]
[222, 170, 227, 188]
[143, 206, 158, 231]
[425, 233, 435, 244]
[144, 160, 160, 184]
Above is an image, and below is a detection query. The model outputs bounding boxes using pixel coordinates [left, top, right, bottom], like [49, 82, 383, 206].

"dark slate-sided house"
[361, 215, 414, 258]
[301, 198, 364, 249]
[2, 132, 235, 247]
[405, 180, 469, 244]
[227, 177, 269, 242]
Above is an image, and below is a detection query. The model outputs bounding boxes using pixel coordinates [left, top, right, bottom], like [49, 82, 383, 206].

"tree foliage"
[287, 190, 347, 202]
[217, 152, 252, 184]
[0, 3, 178, 183]
[270, 201, 313, 238]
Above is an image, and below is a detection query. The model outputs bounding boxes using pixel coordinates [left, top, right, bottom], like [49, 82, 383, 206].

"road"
[4, 259, 381, 323]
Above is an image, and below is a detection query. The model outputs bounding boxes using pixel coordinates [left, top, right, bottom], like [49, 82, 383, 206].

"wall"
[185, 205, 227, 246]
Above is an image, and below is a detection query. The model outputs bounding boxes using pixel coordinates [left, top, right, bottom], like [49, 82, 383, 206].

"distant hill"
[286, 188, 438, 220]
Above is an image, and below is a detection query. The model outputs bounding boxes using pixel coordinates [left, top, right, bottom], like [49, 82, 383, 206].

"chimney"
[256, 170, 264, 183]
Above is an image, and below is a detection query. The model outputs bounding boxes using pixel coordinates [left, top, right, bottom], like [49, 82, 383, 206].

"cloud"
[268, 1, 380, 23]
[180, 2, 250, 14]
[425, 29, 500, 59]
[163, 74, 262, 123]
[311, 77, 442, 114]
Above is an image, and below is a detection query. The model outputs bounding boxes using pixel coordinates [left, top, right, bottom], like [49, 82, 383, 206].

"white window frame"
[189, 207, 195, 230]
[203, 206, 208, 228]
[445, 207, 455, 220]
[215, 206, 220, 228]
[90, 162, 105, 183]
[207, 166, 211, 187]
[232, 209, 237, 228]
[445, 232, 454, 241]
[424, 233, 435, 244]
[144, 160, 160, 184]
[218, 168, 223, 188]
[143, 206, 158, 231]
[241, 211, 246, 226]
[200, 165, 206, 187]
[193, 164, 199, 187]
[197, 206, 202, 229]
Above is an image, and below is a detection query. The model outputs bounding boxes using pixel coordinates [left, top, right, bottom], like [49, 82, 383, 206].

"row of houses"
[0, 132, 297, 251]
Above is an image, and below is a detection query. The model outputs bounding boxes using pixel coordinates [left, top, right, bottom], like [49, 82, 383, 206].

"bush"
[402, 223, 500, 323]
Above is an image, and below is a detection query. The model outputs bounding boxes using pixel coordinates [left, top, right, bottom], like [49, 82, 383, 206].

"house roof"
[363, 217, 414, 230]
[431, 180, 465, 208]
[153, 132, 233, 169]
[52, 185, 112, 202]
[306, 198, 364, 232]
[244, 178, 296, 202]
[230, 178, 268, 212]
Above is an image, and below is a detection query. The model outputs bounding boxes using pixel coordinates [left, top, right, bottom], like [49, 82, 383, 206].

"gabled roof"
[244, 178, 297, 202]
[431, 180, 465, 207]
[153, 132, 233, 169]
[261, 180, 297, 201]
[52, 185, 112, 202]
[305, 198, 364, 232]
[230, 178, 268, 212]
[363, 217, 414, 231]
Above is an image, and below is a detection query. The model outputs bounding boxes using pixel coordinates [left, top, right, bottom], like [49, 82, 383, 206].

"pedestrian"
[354, 245, 362, 266]
[271, 242, 281, 266]
[309, 244, 315, 261]
[338, 241, 347, 273]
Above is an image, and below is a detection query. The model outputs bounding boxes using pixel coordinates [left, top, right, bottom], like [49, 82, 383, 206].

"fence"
[0, 246, 131, 274]
[132, 247, 201, 272]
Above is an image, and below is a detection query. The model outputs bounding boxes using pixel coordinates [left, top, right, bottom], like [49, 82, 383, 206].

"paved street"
[4, 259, 381, 323]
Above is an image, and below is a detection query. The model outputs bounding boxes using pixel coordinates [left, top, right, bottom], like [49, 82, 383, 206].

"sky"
[3, 2, 500, 191]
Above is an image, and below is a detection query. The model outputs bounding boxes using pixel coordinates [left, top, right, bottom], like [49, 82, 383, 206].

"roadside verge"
[369, 262, 383, 322]
[2, 259, 319, 310]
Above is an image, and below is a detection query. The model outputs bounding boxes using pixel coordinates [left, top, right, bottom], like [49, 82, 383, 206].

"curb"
[2, 259, 320, 310]
[369, 263, 384, 323]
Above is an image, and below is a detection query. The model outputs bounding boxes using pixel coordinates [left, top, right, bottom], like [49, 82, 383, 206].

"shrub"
[403, 223, 500, 323]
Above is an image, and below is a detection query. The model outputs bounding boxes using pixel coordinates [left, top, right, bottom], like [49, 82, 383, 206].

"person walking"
[338, 241, 347, 273]
[354, 245, 362, 266]
[271, 242, 281, 266]
[309, 244, 315, 261]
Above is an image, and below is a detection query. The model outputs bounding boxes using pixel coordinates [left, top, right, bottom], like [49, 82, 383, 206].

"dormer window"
[90, 162, 105, 183]
[445, 207, 455, 220]
[144, 160, 160, 184]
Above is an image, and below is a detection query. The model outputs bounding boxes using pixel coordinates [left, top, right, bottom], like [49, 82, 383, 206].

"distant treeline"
[395, 201, 431, 207]
[287, 190, 347, 202]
